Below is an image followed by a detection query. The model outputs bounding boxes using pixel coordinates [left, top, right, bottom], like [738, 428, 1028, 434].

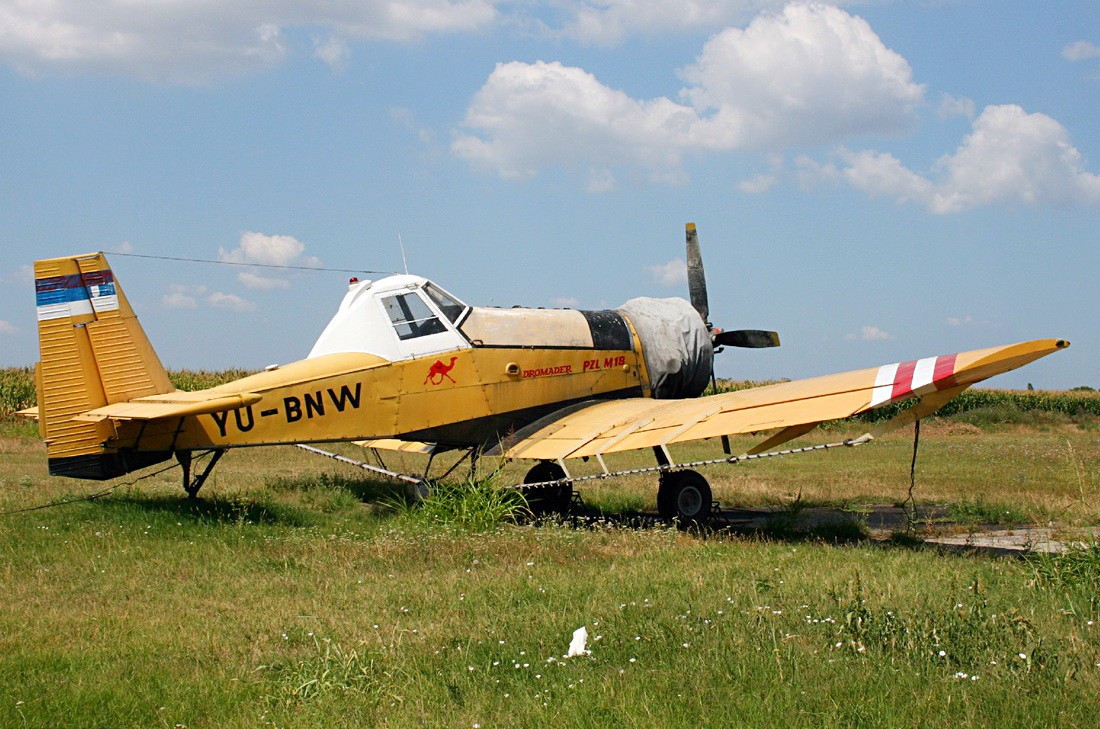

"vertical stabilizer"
[34, 252, 174, 479]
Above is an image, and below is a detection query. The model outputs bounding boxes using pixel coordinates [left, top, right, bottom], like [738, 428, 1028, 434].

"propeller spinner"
[684, 222, 780, 350]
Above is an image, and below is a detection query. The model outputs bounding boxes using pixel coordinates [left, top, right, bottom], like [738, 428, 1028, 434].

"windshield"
[424, 283, 467, 323]
[382, 292, 447, 340]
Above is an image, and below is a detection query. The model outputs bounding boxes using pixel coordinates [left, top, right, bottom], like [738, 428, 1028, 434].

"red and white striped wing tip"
[865, 338, 1069, 409]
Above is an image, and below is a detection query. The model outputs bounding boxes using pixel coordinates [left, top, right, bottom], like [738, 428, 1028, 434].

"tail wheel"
[523, 461, 574, 515]
[657, 469, 713, 524]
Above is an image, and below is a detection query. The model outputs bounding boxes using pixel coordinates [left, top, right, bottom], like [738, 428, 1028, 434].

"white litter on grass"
[565, 626, 589, 658]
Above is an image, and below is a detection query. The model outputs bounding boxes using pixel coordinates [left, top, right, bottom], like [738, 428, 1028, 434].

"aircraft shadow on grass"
[97, 477, 1028, 558]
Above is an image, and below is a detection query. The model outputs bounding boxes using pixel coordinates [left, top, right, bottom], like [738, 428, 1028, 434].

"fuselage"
[104, 273, 710, 454]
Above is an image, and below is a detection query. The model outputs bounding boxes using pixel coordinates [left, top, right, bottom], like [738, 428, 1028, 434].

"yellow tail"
[34, 252, 174, 479]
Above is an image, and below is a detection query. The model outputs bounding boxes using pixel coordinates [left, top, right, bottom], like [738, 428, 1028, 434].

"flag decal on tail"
[35, 270, 119, 321]
[870, 353, 959, 407]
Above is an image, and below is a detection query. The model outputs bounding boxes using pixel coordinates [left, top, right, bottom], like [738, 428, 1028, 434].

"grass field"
[1, 373, 1099, 728]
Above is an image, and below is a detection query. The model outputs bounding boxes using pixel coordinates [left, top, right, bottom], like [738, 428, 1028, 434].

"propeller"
[684, 222, 780, 350]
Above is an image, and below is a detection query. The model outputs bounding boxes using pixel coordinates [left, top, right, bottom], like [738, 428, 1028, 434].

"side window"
[382, 293, 447, 340]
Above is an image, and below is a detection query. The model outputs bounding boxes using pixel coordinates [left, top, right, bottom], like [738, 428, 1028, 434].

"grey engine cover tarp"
[618, 297, 713, 399]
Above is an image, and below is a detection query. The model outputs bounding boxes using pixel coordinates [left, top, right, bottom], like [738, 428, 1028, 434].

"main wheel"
[657, 469, 713, 524]
[522, 461, 574, 515]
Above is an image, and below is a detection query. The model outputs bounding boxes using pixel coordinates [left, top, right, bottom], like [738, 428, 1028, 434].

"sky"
[1, 0, 1097, 389]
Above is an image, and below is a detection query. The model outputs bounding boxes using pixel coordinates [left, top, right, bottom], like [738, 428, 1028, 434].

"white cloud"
[560, 0, 869, 45]
[946, 315, 989, 327]
[162, 283, 257, 311]
[162, 285, 199, 309]
[1062, 40, 1100, 62]
[678, 4, 923, 148]
[219, 231, 322, 268]
[739, 173, 778, 193]
[839, 149, 933, 205]
[207, 292, 256, 312]
[845, 325, 893, 341]
[647, 258, 687, 287]
[0, 1, 497, 82]
[836, 105, 1100, 213]
[313, 35, 350, 70]
[238, 272, 291, 290]
[553, 297, 580, 307]
[453, 60, 698, 179]
[938, 93, 976, 120]
[455, 4, 923, 181]
[794, 154, 839, 188]
[0, 320, 17, 335]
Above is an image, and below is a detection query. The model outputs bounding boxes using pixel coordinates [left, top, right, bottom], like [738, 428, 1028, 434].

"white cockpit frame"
[308, 274, 471, 362]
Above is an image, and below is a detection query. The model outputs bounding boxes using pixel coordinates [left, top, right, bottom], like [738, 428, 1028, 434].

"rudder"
[34, 252, 174, 479]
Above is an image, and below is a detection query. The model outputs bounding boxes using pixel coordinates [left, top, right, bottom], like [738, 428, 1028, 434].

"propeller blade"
[685, 222, 709, 327]
[714, 329, 781, 349]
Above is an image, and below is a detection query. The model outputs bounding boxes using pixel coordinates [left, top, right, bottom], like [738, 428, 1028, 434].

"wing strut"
[296, 444, 430, 499]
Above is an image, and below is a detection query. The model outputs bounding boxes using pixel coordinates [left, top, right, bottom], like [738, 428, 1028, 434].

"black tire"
[657, 469, 713, 524]
[522, 461, 573, 515]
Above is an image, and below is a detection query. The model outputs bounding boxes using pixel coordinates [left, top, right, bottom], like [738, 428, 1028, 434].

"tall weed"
[258, 635, 385, 705]
[388, 475, 528, 531]
[825, 575, 1048, 672]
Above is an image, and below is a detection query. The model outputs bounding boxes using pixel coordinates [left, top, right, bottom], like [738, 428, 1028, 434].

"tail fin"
[34, 252, 174, 479]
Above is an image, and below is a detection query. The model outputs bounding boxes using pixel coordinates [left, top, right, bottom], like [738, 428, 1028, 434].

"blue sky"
[1, 0, 1097, 389]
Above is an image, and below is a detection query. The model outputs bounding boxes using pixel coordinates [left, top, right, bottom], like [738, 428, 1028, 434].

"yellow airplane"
[27, 224, 1068, 522]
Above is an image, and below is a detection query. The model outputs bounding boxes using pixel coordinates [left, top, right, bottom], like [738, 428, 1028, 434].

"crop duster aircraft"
[27, 224, 1068, 522]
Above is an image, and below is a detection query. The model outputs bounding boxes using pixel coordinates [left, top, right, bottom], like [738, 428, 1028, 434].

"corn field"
[0, 367, 256, 417]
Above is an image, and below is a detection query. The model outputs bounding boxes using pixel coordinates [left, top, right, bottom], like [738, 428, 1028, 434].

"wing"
[488, 339, 1068, 462]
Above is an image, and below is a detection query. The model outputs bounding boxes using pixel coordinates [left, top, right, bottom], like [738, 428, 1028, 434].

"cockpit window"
[424, 283, 466, 323]
[382, 293, 447, 340]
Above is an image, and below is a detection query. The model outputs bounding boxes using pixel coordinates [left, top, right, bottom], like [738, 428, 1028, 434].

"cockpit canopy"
[308, 275, 472, 361]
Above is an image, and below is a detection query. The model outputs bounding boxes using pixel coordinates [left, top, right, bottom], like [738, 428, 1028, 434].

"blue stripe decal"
[35, 271, 115, 307]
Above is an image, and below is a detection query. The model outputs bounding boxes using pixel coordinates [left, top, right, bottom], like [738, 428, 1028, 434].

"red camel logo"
[424, 356, 458, 385]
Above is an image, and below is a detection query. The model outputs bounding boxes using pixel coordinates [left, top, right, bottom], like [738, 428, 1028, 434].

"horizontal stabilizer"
[16, 406, 39, 420]
[71, 391, 263, 422]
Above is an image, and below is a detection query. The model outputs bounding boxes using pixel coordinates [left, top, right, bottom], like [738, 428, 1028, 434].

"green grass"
[3, 496, 1099, 728]
[1, 372, 1099, 727]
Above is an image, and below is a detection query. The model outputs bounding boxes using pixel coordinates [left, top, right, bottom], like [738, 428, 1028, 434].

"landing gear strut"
[176, 449, 226, 499]
[657, 469, 713, 524]
[522, 461, 574, 516]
